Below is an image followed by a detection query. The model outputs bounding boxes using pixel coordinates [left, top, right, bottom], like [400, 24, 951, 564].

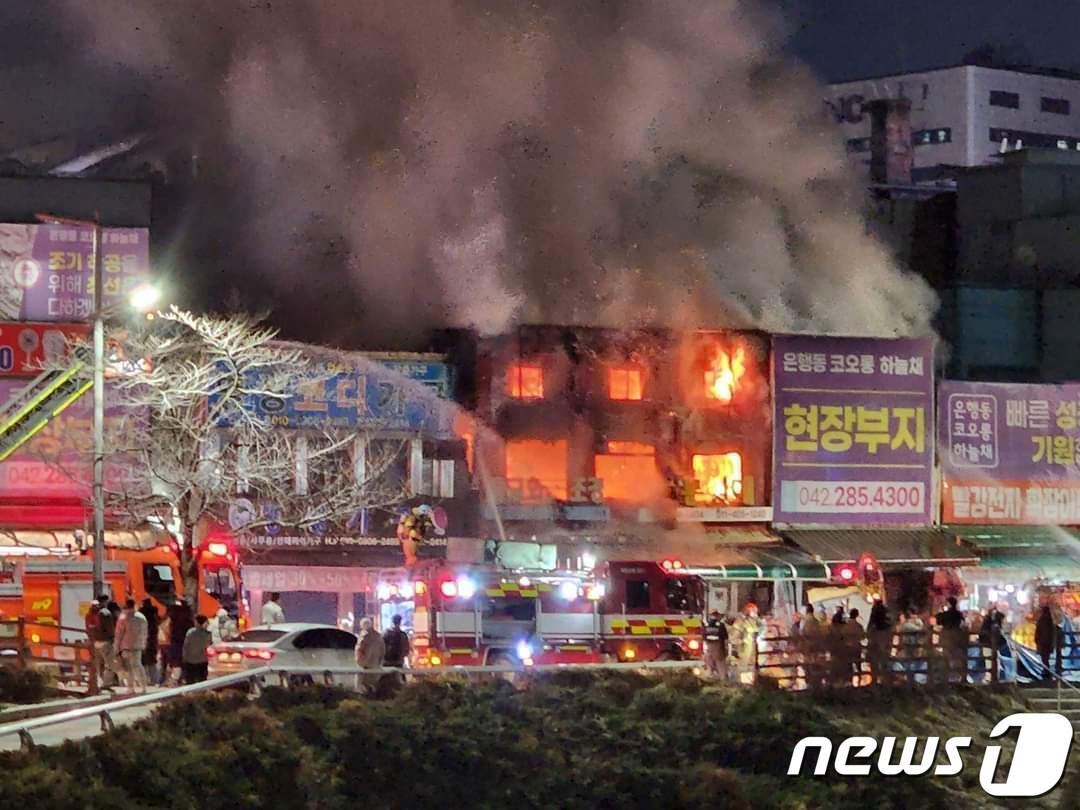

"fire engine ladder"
[0, 350, 92, 462]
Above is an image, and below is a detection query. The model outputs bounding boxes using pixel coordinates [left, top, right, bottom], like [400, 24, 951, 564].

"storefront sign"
[237, 534, 447, 551]
[213, 356, 452, 435]
[242, 565, 380, 593]
[940, 381, 1080, 524]
[676, 506, 774, 523]
[772, 335, 935, 525]
[0, 322, 87, 375]
[0, 224, 149, 321]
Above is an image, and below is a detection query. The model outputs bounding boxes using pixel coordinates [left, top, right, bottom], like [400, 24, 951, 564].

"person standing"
[212, 608, 237, 643]
[1036, 606, 1058, 681]
[936, 597, 967, 682]
[165, 598, 194, 686]
[116, 598, 149, 693]
[139, 598, 160, 686]
[181, 614, 213, 684]
[261, 592, 285, 626]
[355, 617, 386, 693]
[89, 595, 116, 690]
[867, 599, 892, 685]
[703, 610, 729, 679]
[844, 608, 866, 686]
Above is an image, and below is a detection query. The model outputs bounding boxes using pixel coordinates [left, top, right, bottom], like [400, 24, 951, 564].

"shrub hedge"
[0, 666, 49, 704]
[0, 673, 1073, 810]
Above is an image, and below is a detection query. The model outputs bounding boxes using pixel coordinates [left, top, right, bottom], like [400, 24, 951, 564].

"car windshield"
[232, 630, 287, 644]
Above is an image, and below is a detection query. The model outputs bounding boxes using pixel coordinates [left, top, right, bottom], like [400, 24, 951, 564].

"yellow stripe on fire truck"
[608, 617, 703, 636]
[484, 582, 553, 598]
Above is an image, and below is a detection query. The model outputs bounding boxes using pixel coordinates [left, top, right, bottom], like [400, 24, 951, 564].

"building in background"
[829, 64, 1080, 184]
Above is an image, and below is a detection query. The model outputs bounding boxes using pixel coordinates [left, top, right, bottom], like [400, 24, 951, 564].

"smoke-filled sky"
[2, 0, 937, 347]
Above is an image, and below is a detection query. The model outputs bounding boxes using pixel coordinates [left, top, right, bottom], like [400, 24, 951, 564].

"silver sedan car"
[207, 623, 358, 679]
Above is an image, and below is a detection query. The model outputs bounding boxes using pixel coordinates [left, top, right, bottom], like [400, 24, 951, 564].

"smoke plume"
[49, 0, 935, 345]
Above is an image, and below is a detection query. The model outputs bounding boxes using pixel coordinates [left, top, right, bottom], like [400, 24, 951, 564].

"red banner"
[942, 479, 1080, 524]
[0, 322, 87, 376]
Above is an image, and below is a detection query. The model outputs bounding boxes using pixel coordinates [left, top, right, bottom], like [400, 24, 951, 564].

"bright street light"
[128, 282, 162, 313]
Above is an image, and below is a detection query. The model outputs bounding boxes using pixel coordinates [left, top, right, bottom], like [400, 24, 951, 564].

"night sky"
[779, 0, 1080, 81]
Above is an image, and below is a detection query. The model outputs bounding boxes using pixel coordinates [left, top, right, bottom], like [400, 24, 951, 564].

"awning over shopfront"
[0, 528, 162, 553]
[945, 526, 1080, 585]
[781, 529, 979, 568]
[687, 544, 831, 581]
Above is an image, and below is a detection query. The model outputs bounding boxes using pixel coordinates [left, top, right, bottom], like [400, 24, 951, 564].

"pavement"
[0, 703, 155, 750]
[0, 687, 168, 751]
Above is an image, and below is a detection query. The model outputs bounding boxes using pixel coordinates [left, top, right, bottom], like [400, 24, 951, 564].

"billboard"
[940, 381, 1080, 524]
[772, 335, 936, 525]
[216, 357, 453, 435]
[0, 322, 87, 376]
[0, 223, 149, 322]
[0, 380, 144, 500]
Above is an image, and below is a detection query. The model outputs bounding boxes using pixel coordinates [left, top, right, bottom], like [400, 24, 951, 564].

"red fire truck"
[376, 557, 705, 667]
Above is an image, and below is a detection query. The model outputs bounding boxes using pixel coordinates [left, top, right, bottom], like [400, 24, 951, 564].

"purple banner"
[940, 381, 1080, 525]
[772, 335, 935, 525]
[0, 223, 149, 321]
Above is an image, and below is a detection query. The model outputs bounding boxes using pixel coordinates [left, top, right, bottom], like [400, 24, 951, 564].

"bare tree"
[53, 307, 409, 603]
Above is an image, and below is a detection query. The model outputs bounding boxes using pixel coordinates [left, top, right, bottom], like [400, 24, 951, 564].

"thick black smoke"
[43, 0, 934, 346]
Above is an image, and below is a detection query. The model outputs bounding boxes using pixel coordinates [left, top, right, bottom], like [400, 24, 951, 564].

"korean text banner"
[213, 357, 453, 435]
[0, 223, 149, 322]
[939, 381, 1080, 524]
[772, 335, 935, 525]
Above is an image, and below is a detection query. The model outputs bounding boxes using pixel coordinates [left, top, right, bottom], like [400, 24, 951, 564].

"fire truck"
[375, 556, 705, 667]
[0, 537, 245, 662]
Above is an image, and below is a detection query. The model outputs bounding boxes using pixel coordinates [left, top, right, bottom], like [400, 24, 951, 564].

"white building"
[828, 65, 1080, 181]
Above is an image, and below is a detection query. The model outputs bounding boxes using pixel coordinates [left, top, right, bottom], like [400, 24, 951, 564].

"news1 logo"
[788, 713, 1073, 798]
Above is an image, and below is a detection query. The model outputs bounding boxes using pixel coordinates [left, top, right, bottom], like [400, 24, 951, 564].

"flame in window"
[508, 363, 544, 399]
[692, 453, 742, 503]
[704, 345, 746, 403]
[608, 366, 643, 400]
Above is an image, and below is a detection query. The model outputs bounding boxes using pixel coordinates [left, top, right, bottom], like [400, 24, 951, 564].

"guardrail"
[0, 659, 699, 750]
[754, 629, 998, 689]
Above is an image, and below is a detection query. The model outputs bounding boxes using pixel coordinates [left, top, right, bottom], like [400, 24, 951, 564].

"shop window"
[608, 366, 643, 400]
[595, 442, 664, 502]
[505, 439, 567, 501]
[692, 452, 743, 504]
[703, 344, 746, 403]
[508, 363, 544, 399]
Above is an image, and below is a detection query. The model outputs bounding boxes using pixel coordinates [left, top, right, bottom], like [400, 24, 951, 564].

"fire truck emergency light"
[558, 581, 578, 601]
[439, 580, 458, 598]
[661, 559, 684, 571]
[457, 577, 477, 599]
[206, 542, 230, 557]
[834, 564, 856, 583]
[414, 581, 427, 596]
[586, 584, 605, 601]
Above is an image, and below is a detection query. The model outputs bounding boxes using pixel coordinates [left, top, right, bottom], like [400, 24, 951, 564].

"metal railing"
[0, 666, 273, 749]
[754, 630, 998, 690]
[0, 659, 699, 749]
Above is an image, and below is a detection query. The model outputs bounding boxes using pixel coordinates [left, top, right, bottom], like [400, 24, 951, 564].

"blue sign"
[212, 356, 453, 435]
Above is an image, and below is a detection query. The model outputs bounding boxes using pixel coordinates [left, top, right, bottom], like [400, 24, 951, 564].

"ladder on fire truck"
[0, 350, 92, 462]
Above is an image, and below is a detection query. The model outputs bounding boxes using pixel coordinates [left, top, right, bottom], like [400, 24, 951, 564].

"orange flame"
[704, 345, 746, 403]
[692, 453, 742, 504]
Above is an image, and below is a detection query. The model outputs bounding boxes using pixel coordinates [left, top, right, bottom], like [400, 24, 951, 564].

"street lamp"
[34, 213, 162, 599]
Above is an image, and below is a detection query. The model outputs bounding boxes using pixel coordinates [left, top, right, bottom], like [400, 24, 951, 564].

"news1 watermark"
[788, 713, 1073, 798]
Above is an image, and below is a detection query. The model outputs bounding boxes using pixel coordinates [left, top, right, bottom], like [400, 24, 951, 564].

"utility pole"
[92, 219, 105, 599]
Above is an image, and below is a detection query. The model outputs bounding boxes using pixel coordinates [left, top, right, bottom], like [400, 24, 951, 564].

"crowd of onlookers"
[84, 595, 237, 691]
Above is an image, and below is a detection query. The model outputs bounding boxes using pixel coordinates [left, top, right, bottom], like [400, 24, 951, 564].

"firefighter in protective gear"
[397, 506, 435, 567]
[731, 602, 764, 681]
[703, 610, 729, 679]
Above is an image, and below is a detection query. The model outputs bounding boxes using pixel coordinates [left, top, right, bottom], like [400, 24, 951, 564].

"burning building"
[434, 325, 776, 569]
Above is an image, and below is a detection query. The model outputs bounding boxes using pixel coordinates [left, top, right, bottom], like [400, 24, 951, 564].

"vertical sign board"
[772, 336, 935, 525]
[940, 381, 1080, 524]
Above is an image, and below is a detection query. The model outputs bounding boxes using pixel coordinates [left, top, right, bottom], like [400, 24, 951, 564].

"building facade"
[829, 65, 1080, 181]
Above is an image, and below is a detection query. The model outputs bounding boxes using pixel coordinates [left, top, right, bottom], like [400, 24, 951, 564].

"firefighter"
[703, 610, 729, 679]
[731, 602, 764, 682]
